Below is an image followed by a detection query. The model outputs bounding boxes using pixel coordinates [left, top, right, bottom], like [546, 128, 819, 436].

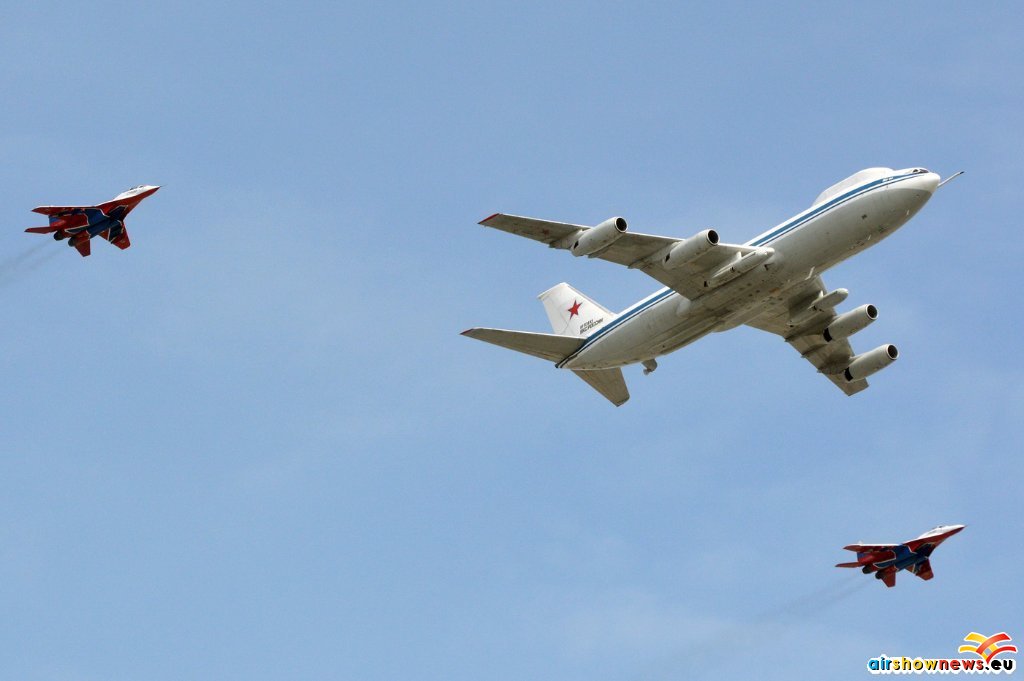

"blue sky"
[1, 2, 1021, 679]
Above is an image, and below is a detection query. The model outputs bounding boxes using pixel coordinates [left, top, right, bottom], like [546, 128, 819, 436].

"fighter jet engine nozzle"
[844, 344, 898, 381]
[571, 217, 627, 257]
[662, 229, 720, 270]
[52, 230, 68, 241]
[823, 304, 878, 342]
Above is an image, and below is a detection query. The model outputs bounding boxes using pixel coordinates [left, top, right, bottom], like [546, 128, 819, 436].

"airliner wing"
[744, 276, 869, 396]
[479, 214, 754, 298]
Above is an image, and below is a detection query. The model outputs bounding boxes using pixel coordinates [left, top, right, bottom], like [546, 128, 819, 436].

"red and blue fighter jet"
[836, 524, 965, 587]
[25, 185, 159, 257]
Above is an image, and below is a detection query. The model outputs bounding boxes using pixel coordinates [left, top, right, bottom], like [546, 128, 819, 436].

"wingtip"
[479, 213, 500, 225]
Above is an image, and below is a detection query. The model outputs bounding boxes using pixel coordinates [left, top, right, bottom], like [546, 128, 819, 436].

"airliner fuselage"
[559, 168, 939, 370]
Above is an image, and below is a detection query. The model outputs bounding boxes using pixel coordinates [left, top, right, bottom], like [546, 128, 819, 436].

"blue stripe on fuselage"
[555, 171, 919, 368]
[748, 171, 913, 247]
[555, 288, 675, 368]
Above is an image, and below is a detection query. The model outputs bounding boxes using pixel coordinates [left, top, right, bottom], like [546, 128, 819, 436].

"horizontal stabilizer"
[835, 561, 863, 568]
[25, 226, 59, 234]
[573, 368, 629, 406]
[461, 327, 583, 362]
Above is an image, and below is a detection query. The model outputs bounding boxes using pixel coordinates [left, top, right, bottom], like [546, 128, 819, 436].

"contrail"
[638, 578, 870, 681]
[0, 241, 64, 288]
[764, 575, 870, 620]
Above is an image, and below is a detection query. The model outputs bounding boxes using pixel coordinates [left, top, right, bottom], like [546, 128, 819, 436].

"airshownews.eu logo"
[867, 632, 1017, 674]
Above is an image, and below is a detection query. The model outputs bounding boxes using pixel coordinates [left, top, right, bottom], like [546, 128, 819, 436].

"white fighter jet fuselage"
[464, 167, 950, 405]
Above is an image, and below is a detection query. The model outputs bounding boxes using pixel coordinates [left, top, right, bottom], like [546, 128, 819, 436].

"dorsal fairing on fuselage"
[813, 168, 894, 207]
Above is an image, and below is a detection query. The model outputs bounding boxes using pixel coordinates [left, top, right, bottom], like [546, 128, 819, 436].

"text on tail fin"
[538, 282, 616, 336]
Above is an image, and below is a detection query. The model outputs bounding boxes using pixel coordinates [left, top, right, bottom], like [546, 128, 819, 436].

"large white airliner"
[463, 167, 958, 406]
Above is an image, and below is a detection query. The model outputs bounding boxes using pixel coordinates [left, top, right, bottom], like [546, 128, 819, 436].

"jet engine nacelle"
[662, 229, 719, 270]
[571, 217, 627, 257]
[824, 304, 877, 342]
[844, 344, 899, 381]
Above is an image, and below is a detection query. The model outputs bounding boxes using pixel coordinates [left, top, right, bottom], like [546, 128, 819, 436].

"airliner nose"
[880, 169, 939, 219]
[897, 169, 941, 194]
[914, 171, 941, 194]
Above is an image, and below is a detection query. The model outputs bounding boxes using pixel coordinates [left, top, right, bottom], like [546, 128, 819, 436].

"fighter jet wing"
[73, 238, 91, 257]
[102, 223, 131, 250]
[744, 276, 870, 396]
[843, 543, 897, 552]
[32, 204, 95, 216]
[110, 231, 130, 250]
[478, 214, 756, 299]
[911, 559, 934, 581]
